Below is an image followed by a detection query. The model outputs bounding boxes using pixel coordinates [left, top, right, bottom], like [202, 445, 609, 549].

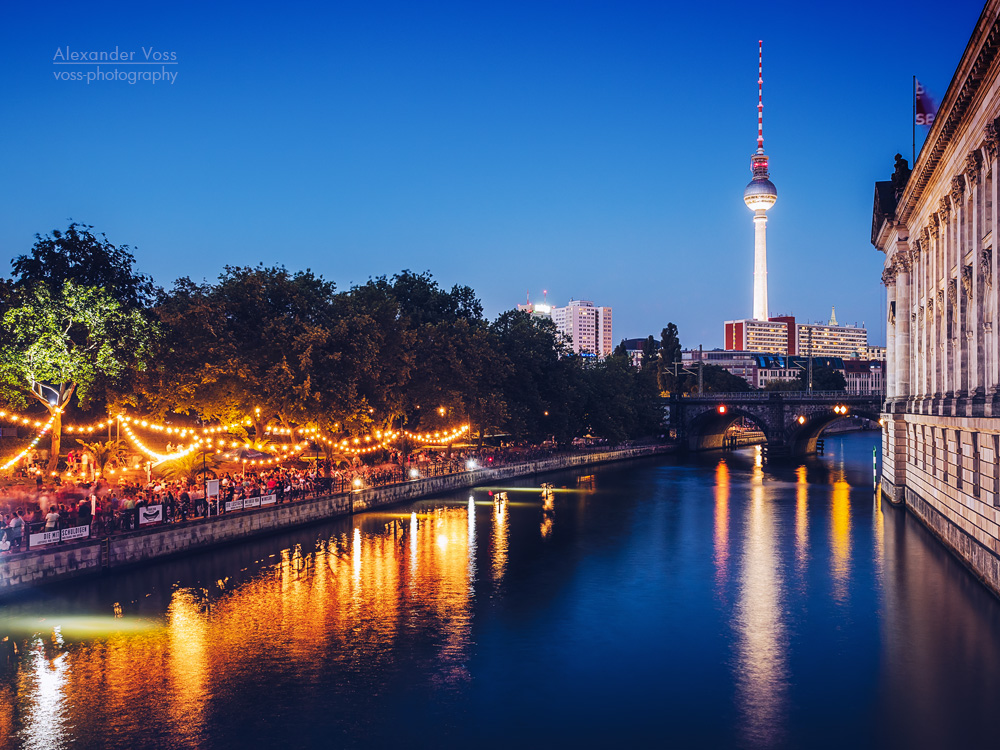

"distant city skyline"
[0, 0, 984, 348]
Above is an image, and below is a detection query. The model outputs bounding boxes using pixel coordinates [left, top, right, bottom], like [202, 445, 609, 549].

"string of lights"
[0, 411, 49, 429]
[0, 414, 57, 472]
[119, 421, 205, 466]
[1, 402, 471, 469]
[403, 424, 470, 444]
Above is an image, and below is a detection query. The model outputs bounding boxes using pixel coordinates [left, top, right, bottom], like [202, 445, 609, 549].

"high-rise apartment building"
[725, 312, 868, 359]
[551, 300, 613, 357]
[725, 316, 796, 354]
[796, 320, 868, 359]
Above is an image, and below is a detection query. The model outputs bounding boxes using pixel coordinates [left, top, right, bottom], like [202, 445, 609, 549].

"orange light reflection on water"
[714, 460, 730, 588]
[492, 495, 508, 582]
[795, 465, 809, 577]
[734, 460, 787, 748]
[3, 500, 484, 745]
[830, 469, 852, 602]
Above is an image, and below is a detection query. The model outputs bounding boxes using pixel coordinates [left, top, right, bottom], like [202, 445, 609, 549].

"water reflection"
[541, 485, 555, 538]
[492, 492, 508, 581]
[794, 465, 808, 577]
[166, 589, 209, 741]
[713, 460, 730, 588]
[830, 469, 852, 603]
[467, 496, 477, 587]
[3, 438, 1000, 748]
[734, 461, 787, 748]
[18, 630, 69, 750]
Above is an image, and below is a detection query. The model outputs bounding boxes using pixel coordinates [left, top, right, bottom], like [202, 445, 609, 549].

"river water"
[1, 433, 999, 749]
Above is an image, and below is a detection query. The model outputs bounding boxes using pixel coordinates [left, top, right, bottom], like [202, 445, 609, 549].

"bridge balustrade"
[674, 390, 885, 401]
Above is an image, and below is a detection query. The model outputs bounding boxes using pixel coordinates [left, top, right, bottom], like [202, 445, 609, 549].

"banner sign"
[29, 530, 60, 547]
[915, 79, 937, 127]
[225, 498, 244, 512]
[206, 479, 220, 498]
[244, 496, 261, 509]
[61, 525, 90, 542]
[139, 505, 163, 526]
[260, 494, 277, 506]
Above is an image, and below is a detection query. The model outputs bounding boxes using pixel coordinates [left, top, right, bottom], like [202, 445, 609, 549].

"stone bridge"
[667, 391, 884, 456]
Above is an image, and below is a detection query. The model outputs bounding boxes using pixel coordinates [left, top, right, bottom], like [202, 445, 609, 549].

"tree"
[75, 438, 129, 477]
[148, 266, 373, 439]
[580, 353, 663, 441]
[657, 323, 682, 392]
[640, 335, 658, 370]
[763, 378, 802, 392]
[798, 365, 847, 392]
[161, 449, 219, 484]
[11, 223, 155, 309]
[491, 310, 563, 442]
[0, 281, 157, 471]
[699, 364, 751, 393]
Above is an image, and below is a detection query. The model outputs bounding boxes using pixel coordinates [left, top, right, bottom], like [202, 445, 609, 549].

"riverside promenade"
[0, 443, 671, 597]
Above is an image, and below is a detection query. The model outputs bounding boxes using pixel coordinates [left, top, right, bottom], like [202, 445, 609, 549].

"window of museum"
[972, 432, 980, 499]
[932, 427, 937, 479]
[994, 434, 1000, 507]
[986, 170, 994, 235]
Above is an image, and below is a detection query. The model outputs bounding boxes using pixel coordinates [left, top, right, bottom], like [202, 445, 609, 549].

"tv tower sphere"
[743, 158, 777, 211]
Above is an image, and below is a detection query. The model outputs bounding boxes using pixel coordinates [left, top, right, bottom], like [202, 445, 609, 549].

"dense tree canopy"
[798, 365, 847, 392]
[0, 281, 157, 469]
[0, 227, 668, 473]
[11, 223, 155, 309]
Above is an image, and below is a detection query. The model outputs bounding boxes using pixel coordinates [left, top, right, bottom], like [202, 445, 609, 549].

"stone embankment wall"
[0, 444, 670, 597]
[884, 413, 1000, 597]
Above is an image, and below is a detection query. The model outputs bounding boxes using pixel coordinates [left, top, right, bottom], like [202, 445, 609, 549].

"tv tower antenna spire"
[757, 40, 764, 151]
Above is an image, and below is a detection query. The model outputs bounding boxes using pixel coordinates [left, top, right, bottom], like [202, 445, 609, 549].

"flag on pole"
[915, 80, 937, 127]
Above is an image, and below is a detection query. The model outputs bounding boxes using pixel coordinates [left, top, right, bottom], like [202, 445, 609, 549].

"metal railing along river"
[0, 443, 650, 555]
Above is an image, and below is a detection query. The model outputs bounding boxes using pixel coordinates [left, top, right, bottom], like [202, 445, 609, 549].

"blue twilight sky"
[0, 0, 986, 348]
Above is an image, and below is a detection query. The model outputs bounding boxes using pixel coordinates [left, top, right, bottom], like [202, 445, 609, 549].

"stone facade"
[0, 445, 669, 597]
[872, 0, 1000, 595]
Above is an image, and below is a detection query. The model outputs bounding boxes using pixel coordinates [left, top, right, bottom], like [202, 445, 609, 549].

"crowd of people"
[0, 443, 577, 553]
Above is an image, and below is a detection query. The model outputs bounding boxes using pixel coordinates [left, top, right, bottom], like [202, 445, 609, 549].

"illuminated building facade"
[551, 300, 613, 357]
[725, 316, 796, 354]
[871, 0, 1000, 595]
[796, 319, 869, 360]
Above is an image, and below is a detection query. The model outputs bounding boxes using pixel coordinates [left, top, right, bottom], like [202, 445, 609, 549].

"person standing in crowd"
[123, 495, 135, 531]
[9, 511, 23, 552]
[44, 505, 60, 532]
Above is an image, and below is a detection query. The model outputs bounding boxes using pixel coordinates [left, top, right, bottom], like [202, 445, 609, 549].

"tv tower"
[743, 40, 777, 321]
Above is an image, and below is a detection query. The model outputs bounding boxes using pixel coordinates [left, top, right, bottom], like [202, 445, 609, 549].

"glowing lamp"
[717, 405, 727, 414]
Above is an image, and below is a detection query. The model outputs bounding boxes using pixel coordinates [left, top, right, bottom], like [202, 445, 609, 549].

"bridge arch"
[670, 392, 884, 457]
[784, 407, 882, 455]
[684, 405, 771, 451]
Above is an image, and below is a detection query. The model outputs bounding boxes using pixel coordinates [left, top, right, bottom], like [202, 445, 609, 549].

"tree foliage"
[75, 438, 129, 476]
[1, 227, 668, 473]
[798, 365, 847, 392]
[657, 323, 682, 392]
[0, 282, 157, 469]
[11, 223, 155, 309]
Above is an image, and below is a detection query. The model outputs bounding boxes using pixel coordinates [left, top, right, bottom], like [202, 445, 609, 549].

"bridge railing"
[674, 390, 885, 401]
